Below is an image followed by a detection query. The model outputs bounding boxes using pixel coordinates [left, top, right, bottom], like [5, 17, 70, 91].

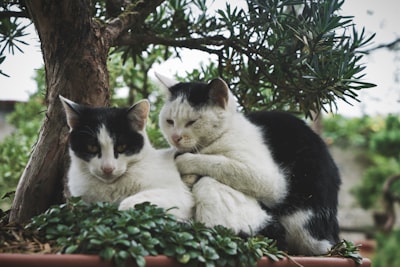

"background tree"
[0, 94, 44, 210]
[0, 0, 375, 223]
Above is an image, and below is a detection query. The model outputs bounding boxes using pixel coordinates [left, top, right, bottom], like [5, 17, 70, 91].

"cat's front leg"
[175, 152, 287, 206]
[193, 177, 271, 235]
[175, 152, 233, 182]
[175, 152, 208, 176]
[176, 153, 202, 188]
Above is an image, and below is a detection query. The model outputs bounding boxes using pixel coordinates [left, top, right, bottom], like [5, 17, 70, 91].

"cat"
[59, 95, 194, 221]
[156, 74, 341, 256]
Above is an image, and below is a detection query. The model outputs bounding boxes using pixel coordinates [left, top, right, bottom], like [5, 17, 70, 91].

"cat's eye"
[87, 144, 99, 154]
[185, 120, 197, 127]
[166, 119, 174, 126]
[116, 144, 127, 153]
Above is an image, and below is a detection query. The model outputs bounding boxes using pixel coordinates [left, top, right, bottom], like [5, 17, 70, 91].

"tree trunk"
[10, 0, 111, 223]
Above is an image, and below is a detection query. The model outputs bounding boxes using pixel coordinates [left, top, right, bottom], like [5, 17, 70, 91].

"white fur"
[157, 80, 337, 254]
[160, 94, 287, 206]
[117, 148, 194, 221]
[62, 97, 194, 221]
[280, 209, 333, 255]
[193, 177, 271, 234]
[159, 85, 287, 233]
[68, 130, 194, 220]
[82, 126, 129, 184]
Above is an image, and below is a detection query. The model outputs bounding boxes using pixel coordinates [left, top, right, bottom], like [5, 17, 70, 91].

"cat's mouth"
[173, 142, 200, 153]
[94, 173, 123, 184]
[176, 148, 192, 153]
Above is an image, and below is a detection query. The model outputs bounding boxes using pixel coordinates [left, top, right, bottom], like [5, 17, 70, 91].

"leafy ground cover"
[0, 198, 363, 267]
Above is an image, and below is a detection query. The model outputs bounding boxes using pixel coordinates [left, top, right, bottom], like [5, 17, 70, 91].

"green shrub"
[23, 198, 363, 267]
[351, 156, 400, 209]
[0, 94, 44, 209]
[369, 115, 400, 158]
[26, 198, 286, 267]
[323, 114, 400, 210]
[322, 114, 381, 149]
[373, 230, 400, 267]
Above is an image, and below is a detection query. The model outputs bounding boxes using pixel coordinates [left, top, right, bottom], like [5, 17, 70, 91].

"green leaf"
[177, 254, 191, 264]
[89, 239, 103, 246]
[134, 255, 146, 267]
[101, 247, 116, 261]
[127, 226, 140, 235]
[25, 198, 290, 267]
[64, 245, 78, 254]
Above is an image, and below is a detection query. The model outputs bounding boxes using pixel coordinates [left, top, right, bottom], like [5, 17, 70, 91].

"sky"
[0, 0, 398, 117]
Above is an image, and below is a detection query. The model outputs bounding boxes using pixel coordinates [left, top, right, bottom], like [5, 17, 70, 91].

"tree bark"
[10, 0, 110, 223]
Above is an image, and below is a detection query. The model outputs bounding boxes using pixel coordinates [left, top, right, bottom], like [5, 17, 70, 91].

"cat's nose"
[101, 165, 115, 175]
[172, 134, 182, 144]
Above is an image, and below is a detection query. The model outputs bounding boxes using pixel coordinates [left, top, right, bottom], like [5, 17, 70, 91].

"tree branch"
[116, 32, 225, 55]
[0, 10, 29, 19]
[104, 0, 165, 46]
[116, 31, 280, 92]
[367, 37, 400, 52]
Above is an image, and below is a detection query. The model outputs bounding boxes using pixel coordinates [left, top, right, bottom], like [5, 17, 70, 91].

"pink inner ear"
[135, 115, 146, 131]
[208, 78, 229, 109]
[128, 100, 149, 131]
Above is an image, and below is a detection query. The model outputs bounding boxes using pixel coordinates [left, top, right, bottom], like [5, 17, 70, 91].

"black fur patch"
[69, 106, 144, 161]
[247, 111, 341, 246]
[168, 82, 211, 108]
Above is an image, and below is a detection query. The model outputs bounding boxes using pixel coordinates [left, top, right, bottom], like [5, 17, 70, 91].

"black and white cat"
[156, 75, 341, 255]
[59, 96, 194, 220]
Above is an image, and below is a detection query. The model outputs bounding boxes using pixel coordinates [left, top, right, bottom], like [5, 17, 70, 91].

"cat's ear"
[59, 95, 82, 130]
[127, 99, 150, 131]
[154, 72, 179, 88]
[208, 78, 230, 109]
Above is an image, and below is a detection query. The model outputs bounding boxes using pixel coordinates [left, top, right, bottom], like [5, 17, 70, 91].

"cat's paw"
[175, 153, 199, 174]
[118, 195, 148, 210]
[182, 174, 201, 188]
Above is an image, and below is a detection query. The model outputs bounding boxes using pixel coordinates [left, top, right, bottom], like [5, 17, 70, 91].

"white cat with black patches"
[60, 96, 194, 221]
[156, 74, 341, 255]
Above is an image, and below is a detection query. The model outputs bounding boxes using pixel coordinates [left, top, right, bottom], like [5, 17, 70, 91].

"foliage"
[373, 230, 400, 267]
[0, 197, 364, 265]
[322, 114, 381, 149]
[353, 156, 400, 209]
[323, 114, 400, 210]
[1, 0, 375, 118]
[326, 239, 363, 265]
[0, 92, 45, 209]
[138, 0, 375, 116]
[352, 115, 400, 210]
[0, 1, 30, 77]
[26, 198, 286, 267]
[369, 115, 400, 158]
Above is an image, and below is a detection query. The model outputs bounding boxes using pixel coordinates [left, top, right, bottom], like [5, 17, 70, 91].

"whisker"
[192, 143, 204, 154]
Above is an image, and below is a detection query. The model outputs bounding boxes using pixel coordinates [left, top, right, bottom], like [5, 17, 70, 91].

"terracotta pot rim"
[0, 254, 371, 267]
